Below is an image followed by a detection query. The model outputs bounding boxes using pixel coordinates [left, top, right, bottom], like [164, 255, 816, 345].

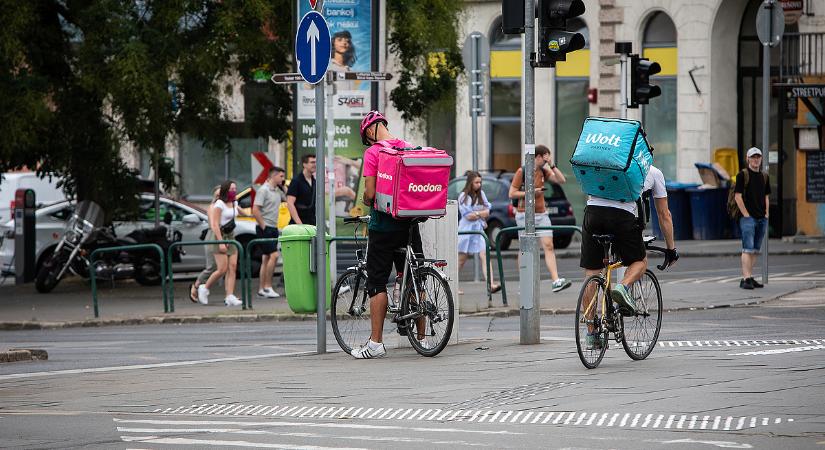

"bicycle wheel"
[575, 275, 608, 369]
[620, 270, 663, 360]
[401, 267, 454, 357]
[331, 268, 371, 355]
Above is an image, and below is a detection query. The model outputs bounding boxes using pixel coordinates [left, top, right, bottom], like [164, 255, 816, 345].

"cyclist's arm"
[654, 196, 675, 250]
[363, 176, 376, 207]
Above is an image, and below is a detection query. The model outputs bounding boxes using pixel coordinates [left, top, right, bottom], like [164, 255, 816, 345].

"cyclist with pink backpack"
[350, 111, 454, 359]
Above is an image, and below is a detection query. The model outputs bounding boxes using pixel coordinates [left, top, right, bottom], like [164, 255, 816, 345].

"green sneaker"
[610, 284, 637, 315]
[585, 332, 604, 350]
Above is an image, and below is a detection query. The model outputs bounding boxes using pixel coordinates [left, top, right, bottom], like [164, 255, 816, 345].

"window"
[489, 17, 523, 172]
[181, 133, 261, 200]
[642, 12, 678, 181]
[137, 199, 188, 222]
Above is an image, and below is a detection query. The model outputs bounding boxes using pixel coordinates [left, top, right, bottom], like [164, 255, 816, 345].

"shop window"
[642, 11, 678, 181]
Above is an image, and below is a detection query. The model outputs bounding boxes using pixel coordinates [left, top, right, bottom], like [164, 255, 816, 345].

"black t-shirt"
[286, 172, 316, 225]
[734, 168, 771, 219]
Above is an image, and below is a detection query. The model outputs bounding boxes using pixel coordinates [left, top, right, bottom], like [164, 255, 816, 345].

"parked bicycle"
[331, 216, 454, 357]
[575, 234, 670, 369]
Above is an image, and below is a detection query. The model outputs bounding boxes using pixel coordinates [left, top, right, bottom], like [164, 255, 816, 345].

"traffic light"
[535, 0, 586, 68]
[629, 55, 662, 107]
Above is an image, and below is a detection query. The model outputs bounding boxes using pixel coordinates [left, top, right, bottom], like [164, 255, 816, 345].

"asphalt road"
[1, 287, 824, 449]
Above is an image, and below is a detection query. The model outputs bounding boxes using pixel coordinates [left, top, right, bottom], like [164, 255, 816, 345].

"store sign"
[780, 0, 803, 25]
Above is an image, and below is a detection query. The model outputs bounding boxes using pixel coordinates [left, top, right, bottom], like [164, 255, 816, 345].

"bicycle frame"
[582, 241, 623, 330]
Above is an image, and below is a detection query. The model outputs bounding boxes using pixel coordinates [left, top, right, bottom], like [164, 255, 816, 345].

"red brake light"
[567, 205, 574, 217]
[508, 203, 515, 218]
[9, 200, 15, 211]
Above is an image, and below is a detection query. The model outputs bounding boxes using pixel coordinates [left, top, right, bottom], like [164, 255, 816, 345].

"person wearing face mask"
[197, 180, 243, 307]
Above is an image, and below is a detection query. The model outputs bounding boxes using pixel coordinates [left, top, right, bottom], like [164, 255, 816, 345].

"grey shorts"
[515, 212, 554, 237]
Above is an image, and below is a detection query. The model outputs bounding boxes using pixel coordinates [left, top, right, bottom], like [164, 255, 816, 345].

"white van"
[0, 173, 66, 224]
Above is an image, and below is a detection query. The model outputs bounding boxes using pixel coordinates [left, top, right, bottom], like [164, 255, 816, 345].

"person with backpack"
[350, 110, 426, 359]
[508, 145, 572, 293]
[732, 147, 770, 290]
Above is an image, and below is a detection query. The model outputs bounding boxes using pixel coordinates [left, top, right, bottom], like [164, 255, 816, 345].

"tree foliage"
[387, 0, 464, 123]
[0, 0, 292, 220]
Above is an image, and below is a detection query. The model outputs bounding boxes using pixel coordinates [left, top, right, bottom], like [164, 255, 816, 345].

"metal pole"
[520, 0, 540, 345]
[620, 53, 628, 120]
[154, 149, 160, 227]
[314, 1, 328, 353]
[471, 33, 480, 283]
[326, 73, 337, 284]
[761, 0, 772, 285]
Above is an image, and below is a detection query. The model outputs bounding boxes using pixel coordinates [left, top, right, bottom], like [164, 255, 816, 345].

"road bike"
[575, 234, 670, 369]
[331, 216, 454, 357]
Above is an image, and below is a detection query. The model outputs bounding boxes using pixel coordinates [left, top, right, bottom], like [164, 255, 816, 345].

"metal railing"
[167, 240, 246, 311]
[458, 230, 494, 307]
[494, 225, 583, 306]
[781, 32, 825, 79]
[89, 243, 166, 318]
[243, 238, 280, 310]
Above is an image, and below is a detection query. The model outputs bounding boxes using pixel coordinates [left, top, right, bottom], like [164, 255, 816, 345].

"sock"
[368, 340, 382, 349]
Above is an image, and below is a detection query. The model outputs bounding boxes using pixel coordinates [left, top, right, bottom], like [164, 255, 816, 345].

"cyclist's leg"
[365, 230, 398, 343]
[609, 210, 647, 311]
[580, 206, 606, 331]
[406, 224, 427, 340]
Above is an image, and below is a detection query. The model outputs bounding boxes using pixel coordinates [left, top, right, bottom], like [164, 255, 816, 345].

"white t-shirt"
[587, 166, 667, 215]
[212, 200, 238, 227]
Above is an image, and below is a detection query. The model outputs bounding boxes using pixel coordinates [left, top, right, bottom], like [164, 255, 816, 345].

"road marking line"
[408, 409, 424, 421]
[212, 405, 234, 415]
[574, 412, 587, 426]
[367, 408, 383, 419]
[0, 350, 316, 381]
[246, 406, 264, 416]
[310, 407, 328, 418]
[553, 412, 565, 425]
[620, 413, 630, 427]
[437, 410, 453, 421]
[596, 413, 608, 427]
[688, 415, 697, 429]
[630, 413, 641, 428]
[676, 415, 686, 429]
[532, 412, 545, 424]
[499, 411, 513, 423]
[349, 408, 363, 418]
[724, 416, 733, 430]
[426, 409, 442, 421]
[273, 406, 292, 416]
[736, 417, 746, 430]
[357, 408, 373, 419]
[201, 405, 221, 415]
[224, 405, 244, 415]
[290, 406, 309, 417]
[712, 416, 721, 430]
[468, 410, 482, 422]
[168, 406, 184, 414]
[386, 409, 403, 420]
[338, 407, 354, 418]
[700, 415, 710, 430]
[376, 408, 392, 420]
[665, 415, 675, 429]
[510, 411, 524, 423]
[586, 413, 598, 426]
[750, 417, 757, 428]
[398, 409, 414, 420]
[762, 418, 769, 426]
[119, 436, 364, 449]
[730, 345, 825, 356]
[642, 414, 653, 428]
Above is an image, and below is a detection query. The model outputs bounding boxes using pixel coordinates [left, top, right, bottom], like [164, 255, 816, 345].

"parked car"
[0, 194, 259, 277]
[447, 170, 576, 250]
[0, 173, 66, 225]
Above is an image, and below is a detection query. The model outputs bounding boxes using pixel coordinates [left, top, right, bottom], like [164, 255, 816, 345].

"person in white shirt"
[579, 165, 678, 320]
[197, 180, 242, 307]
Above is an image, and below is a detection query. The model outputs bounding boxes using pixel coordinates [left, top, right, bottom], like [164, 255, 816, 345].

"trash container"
[651, 182, 697, 241]
[280, 224, 331, 314]
[686, 187, 729, 240]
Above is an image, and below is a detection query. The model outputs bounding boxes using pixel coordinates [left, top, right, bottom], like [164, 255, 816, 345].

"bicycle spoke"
[576, 275, 608, 369]
[331, 270, 371, 355]
[621, 271, 663, 360]
[404, 267, 453, 357]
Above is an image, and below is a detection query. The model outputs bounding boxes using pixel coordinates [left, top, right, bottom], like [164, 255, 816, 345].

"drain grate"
[448, 381, 578, 409]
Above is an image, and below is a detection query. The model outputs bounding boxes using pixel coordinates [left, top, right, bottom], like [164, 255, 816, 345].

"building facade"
[436, 0, 825, 235]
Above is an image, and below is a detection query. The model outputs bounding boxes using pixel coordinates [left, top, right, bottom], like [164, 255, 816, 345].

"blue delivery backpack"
[570, 117, 654, 203]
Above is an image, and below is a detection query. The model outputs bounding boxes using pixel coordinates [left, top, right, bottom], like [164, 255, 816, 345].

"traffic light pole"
[761, 0, 772, 285]
[520, 0, 540, 345]
[620, 52, 628, 120]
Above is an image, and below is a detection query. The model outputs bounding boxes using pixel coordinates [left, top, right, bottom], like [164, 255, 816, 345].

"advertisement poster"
[296, 0, 373, 218]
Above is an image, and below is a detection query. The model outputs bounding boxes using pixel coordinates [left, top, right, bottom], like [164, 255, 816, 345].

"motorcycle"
[35, 201, 183, 293]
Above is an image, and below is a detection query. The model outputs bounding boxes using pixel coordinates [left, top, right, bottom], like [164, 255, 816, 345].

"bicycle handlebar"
[343, 215, 371, 224]
[646, 244, 676, 271]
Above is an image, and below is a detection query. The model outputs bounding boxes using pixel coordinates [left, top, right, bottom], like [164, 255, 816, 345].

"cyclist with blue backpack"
[350, 111, 425, 359]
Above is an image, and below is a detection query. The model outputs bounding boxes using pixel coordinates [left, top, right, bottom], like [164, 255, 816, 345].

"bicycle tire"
[575, 274, 609, 369]
[620, 270, 663, 361]
[331, 268, 371, 355]
[401, 267, 454, 357]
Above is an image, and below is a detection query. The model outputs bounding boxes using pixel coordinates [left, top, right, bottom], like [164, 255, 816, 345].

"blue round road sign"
[295, 11, 331, 85]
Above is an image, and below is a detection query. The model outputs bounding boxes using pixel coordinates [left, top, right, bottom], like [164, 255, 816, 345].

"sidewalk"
[503, 237, 825, 259]
[0, 269, 821, 330]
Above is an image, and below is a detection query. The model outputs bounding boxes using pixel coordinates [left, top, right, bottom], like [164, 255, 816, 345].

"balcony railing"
[780, 32, 825, 79]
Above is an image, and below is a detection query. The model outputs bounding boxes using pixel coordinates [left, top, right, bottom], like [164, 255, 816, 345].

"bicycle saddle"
[592, 234, 615, 245]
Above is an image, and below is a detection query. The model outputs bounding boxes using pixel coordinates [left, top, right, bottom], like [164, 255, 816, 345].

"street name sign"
[295, 11, 331, 84]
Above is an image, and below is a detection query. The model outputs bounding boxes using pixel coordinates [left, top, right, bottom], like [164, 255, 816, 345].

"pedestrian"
[253, 167, 286, 299]
[286, 154, 316, 225]
[734, 147, 770, 290]
[189, 185, 220, 304]
[508, 145, 572, 293]
[457, 171, 500, 295]
[197, 180, 242, 307]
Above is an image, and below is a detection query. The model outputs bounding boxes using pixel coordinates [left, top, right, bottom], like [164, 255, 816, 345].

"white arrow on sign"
[307, 20, 320, 76]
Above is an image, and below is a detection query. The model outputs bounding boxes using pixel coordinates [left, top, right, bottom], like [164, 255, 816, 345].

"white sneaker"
[258, 287, 280, 298]
[552, 278, 572, 293]
[197, 285, 209, 305]
[351, 340, 386, 359]
[224, 295, 242, 307]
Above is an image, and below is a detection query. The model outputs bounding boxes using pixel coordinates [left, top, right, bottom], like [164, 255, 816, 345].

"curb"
[460, 285, 817, 318]
[0, 348, 48, 363]
[502, 248, 825, 259]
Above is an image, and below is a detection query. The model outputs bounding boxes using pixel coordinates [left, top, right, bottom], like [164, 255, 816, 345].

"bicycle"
[330, 216, 455, 357]
[575, 234, 671, 369]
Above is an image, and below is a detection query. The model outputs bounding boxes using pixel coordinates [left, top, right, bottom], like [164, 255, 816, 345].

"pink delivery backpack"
[374, 142, 454, 219]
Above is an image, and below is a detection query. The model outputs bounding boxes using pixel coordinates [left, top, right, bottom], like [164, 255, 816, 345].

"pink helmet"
[360, 110, 387, 145]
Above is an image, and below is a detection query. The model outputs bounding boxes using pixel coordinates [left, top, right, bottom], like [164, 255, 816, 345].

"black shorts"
[256, 225, 279, 254]
[580, 205, 645, 270]
[366, 224, 423, 297]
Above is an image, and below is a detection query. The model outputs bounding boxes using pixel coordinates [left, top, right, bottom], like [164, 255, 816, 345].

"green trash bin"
[280, 224, 331, 314]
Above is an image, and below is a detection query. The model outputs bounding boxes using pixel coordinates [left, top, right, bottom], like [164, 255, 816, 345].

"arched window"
[642, 11, 677, 180]
[488, 17, 523, 171]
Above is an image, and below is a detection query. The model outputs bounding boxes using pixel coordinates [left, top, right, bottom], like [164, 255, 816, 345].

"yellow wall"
[491, 49, 591, 78]
[642, 47, 677, 77]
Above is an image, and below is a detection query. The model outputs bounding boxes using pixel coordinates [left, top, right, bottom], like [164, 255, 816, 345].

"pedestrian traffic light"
[630, 55, 662, 107]
[535, 0, 586, 68]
